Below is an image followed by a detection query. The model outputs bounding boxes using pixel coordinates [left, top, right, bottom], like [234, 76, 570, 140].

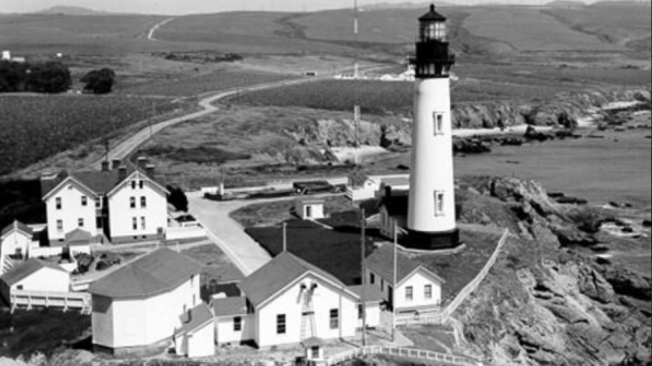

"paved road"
[188, 195, 279, 276]
[148, 18, 175, 41]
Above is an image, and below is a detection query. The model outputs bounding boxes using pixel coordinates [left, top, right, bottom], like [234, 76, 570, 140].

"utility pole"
[392, 222, 398, 343]
[283, 222, 288, 253]
[360, 208, 367, 346]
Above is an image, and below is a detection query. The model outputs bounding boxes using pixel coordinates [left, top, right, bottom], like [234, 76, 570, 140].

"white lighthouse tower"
[407, 4, 460, 249]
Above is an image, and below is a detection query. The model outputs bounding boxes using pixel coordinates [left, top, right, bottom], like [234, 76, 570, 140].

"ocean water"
[455, 127, 651, 277]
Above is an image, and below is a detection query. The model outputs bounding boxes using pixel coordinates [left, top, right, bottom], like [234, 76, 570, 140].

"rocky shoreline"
[452, 176, 651, 366]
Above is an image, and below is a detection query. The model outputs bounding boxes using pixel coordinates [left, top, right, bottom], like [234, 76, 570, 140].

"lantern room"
[419, 4, 448, 42]
[412, 4, 455, 78]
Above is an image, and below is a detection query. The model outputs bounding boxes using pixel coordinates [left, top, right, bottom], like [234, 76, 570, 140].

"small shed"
[1, 221, 34, 260]
[295, 199, 326, 220]
[348, 284, 383, 329]
[0, 259, 70, 305]
[174, 303, 215, 358]
[65, 228, 95, 257]
[302, 337, 325, 364]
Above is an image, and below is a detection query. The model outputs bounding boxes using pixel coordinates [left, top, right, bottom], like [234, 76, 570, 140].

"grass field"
[119, 69, 294, 97]
[0, 308, 90, 359]
[0, 95, 184, 176]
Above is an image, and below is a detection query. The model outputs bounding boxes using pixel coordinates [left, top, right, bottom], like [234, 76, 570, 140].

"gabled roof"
[65, 228, 94, 246]
[0, 259, 68, 287]
[88, 248, 202, 300]
[379, 193, 409, 217]
[238, 252, 355, 308]
[1, 220, 33, 239]
[175, 303, 214, 336]
[106, 169, 168, 198]
[419, 4, 447, 22]
[365, 244, 444, 286]
[213, 297, 248, 318]
[348, 284, 384, 303]
[42, 165, 166, 200]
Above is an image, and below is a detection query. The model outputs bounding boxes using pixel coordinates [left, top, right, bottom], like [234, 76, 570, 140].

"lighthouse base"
[402, 228, 461, 251]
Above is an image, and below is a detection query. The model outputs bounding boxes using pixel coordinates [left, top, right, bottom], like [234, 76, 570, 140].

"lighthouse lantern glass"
[421, 20, 447, 42]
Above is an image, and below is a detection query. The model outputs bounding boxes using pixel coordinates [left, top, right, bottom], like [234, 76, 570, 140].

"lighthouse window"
[433, 113, 445, 135]
[435, 192, 445, 216]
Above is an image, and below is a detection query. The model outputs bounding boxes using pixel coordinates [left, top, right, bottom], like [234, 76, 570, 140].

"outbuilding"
[0, 259, 70, 305]
[174, 303, 215, 358]
[295, 199, 326, 220]
[1, 221, 35, 260]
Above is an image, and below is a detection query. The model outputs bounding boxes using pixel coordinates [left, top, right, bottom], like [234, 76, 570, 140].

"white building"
[1, 221, 35, 260]
[89, 248, 202, 356]
[364, 244, 445, 315]
[42, 160, 168, 246]
[212, 252, 379, 348]
[295, 199, 325, 220]
[174, 303, 215, 358]
[347, 173, 410, 202]
[406, 4, 460, 249]
[0, 259, 70, 305]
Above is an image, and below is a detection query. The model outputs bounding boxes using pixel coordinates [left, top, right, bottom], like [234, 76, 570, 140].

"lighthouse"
[406, 4, 460, 249]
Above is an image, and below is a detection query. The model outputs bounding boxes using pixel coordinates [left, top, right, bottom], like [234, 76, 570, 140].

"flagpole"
[283, 222, 287, 253]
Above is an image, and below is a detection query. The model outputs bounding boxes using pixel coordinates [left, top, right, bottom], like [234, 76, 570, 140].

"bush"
[81, 68, 116, 94]
[167, 185, 189, 212]
[0, 60, 71, 94]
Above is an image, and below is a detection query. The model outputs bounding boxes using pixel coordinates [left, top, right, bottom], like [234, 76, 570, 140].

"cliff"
[452, 177, 651, 366]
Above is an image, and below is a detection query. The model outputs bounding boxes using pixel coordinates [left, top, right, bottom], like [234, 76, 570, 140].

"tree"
[81, 68, 116, 94]
[0, 61, 28, 92]
[26, 61, 72, 93]
[167, 185, 189, 212]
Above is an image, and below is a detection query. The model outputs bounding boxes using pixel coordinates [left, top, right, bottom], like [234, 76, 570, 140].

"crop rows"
[0, 95, 180, 176]
[119, 70, 294, 97]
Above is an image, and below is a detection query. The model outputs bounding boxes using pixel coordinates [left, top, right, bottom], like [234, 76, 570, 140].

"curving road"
[147, 17, 175, 41]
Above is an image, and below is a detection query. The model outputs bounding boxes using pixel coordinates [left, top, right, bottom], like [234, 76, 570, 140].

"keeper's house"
[89, 248, 202, 356]
[364, 244, 445, 315]
[212, 252, 379, 348]
[42, 160, 168, 245]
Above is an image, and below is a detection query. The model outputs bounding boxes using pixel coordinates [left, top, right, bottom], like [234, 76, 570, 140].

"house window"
[57, 220, 63, 232]
[78, 218, 84, 227]
[95, 199, 101, 208]
[433, 112, 445, 135]
[17, 285, 23, 290]
[358, 304, 364, 320]
[276, 314, 286, 334]
[434, 191, 445, 216]
[234, 317, 242, 332]
[311, 346, 320, 359]
[425, 285, 433, 300]
[330, 309, 339, 330]
[132, 217, 138, 231]
[81, 196, 88, 207]
[370, 273, 376, 285]
[131, 181, 136, 189]
[190, 275, 195, 287]
[130, 197, 136, 209]
[406, 286, 414, 302]
[55, 197, 62, 210]
[139, 180, 144, 189]
[141, 196, 147, 208]
[141, 217, 146, 230]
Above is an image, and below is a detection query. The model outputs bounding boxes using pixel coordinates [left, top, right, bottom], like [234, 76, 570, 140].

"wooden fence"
[396, 229, 511, 327]
[10, 289, 92, 314]
[326, 346, 483, 366]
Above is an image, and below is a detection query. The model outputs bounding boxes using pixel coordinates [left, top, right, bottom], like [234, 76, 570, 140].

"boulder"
[598, 265, 652, 301]
[524, 126, 555, 142]
[578, 265, 616, 304]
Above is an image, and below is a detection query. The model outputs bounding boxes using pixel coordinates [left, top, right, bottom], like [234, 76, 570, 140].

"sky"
[0, 0, 598, 15]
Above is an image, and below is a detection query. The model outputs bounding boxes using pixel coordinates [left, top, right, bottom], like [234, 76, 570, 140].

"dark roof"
[213, 297, 248, 317]
[65, 228, 94, 246]
[380, 193, 409, 217]
[176, 303, 214, 336]
[1, 220, 33, 238]
[419, 4, 447, 22]
[0, 259, 68, 286]
[42, 165, 165, 199]
[238, 252, 348, 308]
[301, 337, 324, 348]
[348, 284, 384, 303]
[365, 244, 443, 286]
[89, 248, 203, 299]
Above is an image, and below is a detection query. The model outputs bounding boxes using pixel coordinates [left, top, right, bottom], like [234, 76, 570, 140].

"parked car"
[293, 181, 343, 195]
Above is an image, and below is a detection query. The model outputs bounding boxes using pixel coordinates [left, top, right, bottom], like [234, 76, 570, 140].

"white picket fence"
[327, 346, 483, 366]
[396, 229, 511, 327]
[10, 289, 92, 314]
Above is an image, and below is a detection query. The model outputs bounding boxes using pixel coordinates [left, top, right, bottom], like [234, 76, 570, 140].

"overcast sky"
[0, 0, 581, 15]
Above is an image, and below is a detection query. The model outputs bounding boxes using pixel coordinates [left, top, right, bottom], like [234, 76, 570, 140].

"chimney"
[101, 161, 110, 172]
[137, 156, 148, 170]
[112, 159, 121, 170]
[118, 166, 128, 181]
[145, 164, 155, 176]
